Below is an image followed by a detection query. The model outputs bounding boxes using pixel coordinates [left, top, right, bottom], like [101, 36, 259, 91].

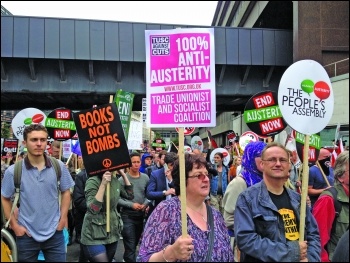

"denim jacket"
[234, 180, 321, 262]
[210, 165, 228, 196]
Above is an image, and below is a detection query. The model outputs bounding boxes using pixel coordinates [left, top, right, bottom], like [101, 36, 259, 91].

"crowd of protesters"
[1, 124, 349, 262]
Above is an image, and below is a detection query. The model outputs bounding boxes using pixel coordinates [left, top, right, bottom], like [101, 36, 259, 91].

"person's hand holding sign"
[95, 172, 112, 203]
[117, 168, 126, 177]
[102, 171, 111, 185]
[117, 168, 132, 187]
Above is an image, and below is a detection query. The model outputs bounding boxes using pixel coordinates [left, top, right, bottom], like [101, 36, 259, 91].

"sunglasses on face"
[188, 173, 209, 180]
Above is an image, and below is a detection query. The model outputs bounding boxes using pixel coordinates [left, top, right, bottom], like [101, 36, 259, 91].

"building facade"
[202, 1, 349, 148]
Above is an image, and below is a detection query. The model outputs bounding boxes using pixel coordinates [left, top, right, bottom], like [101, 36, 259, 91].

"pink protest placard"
[145, 28, 216, 128]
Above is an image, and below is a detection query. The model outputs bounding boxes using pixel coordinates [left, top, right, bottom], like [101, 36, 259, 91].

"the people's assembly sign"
[73, 103, 131, 176]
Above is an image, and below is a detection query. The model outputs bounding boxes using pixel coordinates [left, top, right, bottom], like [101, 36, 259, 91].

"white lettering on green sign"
[45, 118, 76, 130]
[295, 132, 321, 149]
[244, 106, 282, 123]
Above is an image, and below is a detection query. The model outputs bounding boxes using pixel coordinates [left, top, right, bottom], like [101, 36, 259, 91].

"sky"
[1, 1, 218, 26]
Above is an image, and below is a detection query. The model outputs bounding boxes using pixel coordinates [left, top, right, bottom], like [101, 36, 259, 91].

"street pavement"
[66, 234, 125, 262]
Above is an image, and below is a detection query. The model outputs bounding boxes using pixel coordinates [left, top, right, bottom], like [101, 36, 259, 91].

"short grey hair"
[334, 151, 349, 179]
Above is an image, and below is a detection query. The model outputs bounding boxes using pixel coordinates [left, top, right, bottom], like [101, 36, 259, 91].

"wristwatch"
[163, 190, 166, 196]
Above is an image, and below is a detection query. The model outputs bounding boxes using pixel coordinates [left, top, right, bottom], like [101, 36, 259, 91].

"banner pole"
[299, 134, 310, 241]
[106, 95, 113, 233]
[316, 161, 331, 187]
[59, 141, 63, 161]
[65, 152, 74, 166]
[178, 127, 188, 236]
[15, 140, 21, 162]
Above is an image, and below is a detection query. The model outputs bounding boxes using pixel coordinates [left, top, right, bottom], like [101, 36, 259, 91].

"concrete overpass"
[1, 15, 292, 112]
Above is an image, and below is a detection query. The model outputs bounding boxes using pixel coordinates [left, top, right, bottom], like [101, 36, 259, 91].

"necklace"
[187, 205, 207, 222]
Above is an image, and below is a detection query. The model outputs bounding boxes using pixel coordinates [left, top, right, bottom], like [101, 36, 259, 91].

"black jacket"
[73, 169, 88, 213]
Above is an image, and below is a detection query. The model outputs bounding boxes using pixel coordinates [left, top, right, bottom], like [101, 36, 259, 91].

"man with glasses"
[234, 142, 321, 262]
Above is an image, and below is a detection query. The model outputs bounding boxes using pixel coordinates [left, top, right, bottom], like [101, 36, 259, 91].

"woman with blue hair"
[222, 141, 266, 261]
[240, 141, 267, 187]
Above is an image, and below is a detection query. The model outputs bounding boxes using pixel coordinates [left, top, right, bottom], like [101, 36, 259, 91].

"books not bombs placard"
[73, 103, 131, 176]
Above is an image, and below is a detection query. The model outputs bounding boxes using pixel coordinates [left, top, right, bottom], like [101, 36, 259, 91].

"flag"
[168, 141, 178, 154]
[334, 123, 341, 142]
[331, 138, 344, 167]
[207, 130, 218, 149]
[71, 140, 82, 156]
[339, 139, 344, 153]
[332, 123, 342, 167]
[115, 89, 135, 141]
[227, 131, 236, 146]
[331, 149, 338, 168]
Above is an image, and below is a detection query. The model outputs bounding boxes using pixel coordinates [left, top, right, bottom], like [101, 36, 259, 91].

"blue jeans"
[121, 214, 144, 262]
[16, 230, 66, 262]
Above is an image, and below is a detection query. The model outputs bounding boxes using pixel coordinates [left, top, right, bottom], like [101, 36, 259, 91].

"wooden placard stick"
[299, 135, 310, 241]
[65, 152, 74, 166]
[15, 140, 21, 162]
[316, 161, 331, 187]
[74, 153, 78, 171]
[297, 165, 302, 193]
[59, 141, 63, 161]
[106, 95, 114, 233]
[178, 127, 188, 236]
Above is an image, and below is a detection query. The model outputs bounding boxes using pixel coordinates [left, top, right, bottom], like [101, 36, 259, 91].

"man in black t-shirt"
[234, 142, 321, 262]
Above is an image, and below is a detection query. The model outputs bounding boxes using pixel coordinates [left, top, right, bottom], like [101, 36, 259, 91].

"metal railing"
[323, 58, 349, 78]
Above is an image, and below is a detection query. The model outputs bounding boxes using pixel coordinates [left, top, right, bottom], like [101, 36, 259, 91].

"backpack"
[327, 187, 342, 217]
[323, 187, 343, 247]
[2, 157, 61, 262]
[13, 156, 62, 205]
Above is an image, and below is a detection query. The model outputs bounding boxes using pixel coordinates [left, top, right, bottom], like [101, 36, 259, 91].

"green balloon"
[24, 117, 32, 125]
[301, 79, 314, 95]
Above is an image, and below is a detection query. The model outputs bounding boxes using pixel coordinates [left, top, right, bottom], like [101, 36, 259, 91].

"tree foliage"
[1, 122, 11, 138]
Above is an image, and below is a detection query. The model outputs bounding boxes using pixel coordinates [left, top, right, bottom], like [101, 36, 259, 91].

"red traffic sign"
[175, 127, 195, 136]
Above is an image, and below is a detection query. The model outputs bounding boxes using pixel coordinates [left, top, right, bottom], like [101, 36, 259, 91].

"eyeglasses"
[188, 173, 209, 180]
[262, 158, 290, 165]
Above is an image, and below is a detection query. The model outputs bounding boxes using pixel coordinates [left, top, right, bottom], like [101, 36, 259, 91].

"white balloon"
[209, 148, 230, 166]
[239, 131, 259, 151]
[11, 108, 47, 141]
[191, 136, 204, 152]
[184, 145, 192, 153]
[278, 60, 334, 135]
